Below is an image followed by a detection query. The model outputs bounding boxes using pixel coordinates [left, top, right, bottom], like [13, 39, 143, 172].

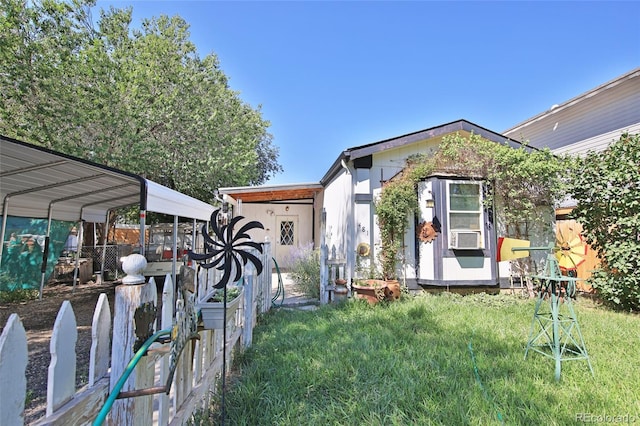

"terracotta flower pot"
[352, 280, 387, 305]
[384, 280, 401, 300]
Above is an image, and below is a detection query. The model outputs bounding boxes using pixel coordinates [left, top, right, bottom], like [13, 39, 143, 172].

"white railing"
[0, 245, 272, 425]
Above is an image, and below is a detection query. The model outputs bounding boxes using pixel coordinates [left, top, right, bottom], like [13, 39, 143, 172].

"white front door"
[275, 215, 298, 267]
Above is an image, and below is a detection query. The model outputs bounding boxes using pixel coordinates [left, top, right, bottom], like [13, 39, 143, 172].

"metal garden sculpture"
[497, 237, 593, 381]
[189, 209, 264, 288]
[188, 208, 264, 424]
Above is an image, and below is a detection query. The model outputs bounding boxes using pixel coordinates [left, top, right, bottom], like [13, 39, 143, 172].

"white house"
[503, 67, 640, 158]
[319, 119, 528, 291]
[222, 68, 640, 292]
[219, 183, 323, 268]
[503, 67, 640, 284]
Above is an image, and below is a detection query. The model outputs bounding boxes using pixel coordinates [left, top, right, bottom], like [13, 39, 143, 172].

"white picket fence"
[0, 247, 272, 425]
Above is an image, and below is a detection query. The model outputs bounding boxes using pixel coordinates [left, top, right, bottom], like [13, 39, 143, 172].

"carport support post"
[172, 216, 178, 286]
[38, 207, 55, 300]
[139, 210, 146, 256]
[72, 220, 85, 291]
[0, 200, 9, 263]
[100, 210, 111, 280]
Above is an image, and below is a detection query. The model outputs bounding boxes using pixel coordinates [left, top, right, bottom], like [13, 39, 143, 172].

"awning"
[1, 135, 215, 223]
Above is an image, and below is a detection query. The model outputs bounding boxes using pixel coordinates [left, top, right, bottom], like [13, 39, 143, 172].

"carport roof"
[1, 135, 215, 223]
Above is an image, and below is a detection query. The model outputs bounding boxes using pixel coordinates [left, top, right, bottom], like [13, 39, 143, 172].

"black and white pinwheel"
[188, 209, 264, 289]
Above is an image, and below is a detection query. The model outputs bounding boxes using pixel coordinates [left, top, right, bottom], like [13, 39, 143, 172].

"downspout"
[342, 158, 355, 288]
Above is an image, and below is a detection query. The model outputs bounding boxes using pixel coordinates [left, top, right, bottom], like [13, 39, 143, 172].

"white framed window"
[447, 181, 484, 249]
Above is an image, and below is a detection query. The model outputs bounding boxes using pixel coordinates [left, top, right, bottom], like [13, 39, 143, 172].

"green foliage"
[436, 133, 572, 230]
[374, 179, 417, 279]
[205, 286, 241, 302]
[0, 0, 282, 203]
[570, 133, 640, 311]
[375, 132, 571, 278]
[287, 243, 321, 299]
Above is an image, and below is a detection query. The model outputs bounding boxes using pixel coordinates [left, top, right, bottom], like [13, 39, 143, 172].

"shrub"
[286, 243, 321, 299]
[570, 132, 640, 311]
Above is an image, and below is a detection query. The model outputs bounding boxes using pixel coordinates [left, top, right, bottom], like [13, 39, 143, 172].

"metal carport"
[1, 135, 215, 296]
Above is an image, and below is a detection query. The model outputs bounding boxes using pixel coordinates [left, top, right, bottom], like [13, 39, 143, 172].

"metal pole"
[72, 220, 85, 292]
[101, 210, 110, 280]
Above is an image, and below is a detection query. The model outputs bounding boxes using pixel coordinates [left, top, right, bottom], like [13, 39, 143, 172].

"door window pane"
[280, 221, 294, 245]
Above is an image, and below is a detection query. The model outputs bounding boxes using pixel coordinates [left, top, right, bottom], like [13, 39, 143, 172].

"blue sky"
[95, 1, 640, 186]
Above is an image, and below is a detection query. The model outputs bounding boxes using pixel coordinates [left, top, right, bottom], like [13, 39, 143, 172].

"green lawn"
[196, 292, 639, 425]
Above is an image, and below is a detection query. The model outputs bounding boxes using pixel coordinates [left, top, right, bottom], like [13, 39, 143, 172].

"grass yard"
[196, 293, 639, 425]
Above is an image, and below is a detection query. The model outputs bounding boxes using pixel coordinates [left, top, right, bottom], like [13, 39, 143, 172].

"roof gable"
[503, 67, 640, 151]
[321, 119, 523, 185]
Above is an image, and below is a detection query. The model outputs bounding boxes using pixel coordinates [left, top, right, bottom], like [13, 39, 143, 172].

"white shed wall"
[322, 170, 352, 261]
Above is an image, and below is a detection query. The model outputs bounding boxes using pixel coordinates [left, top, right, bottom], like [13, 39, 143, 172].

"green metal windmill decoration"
[497, 237, 594, 381]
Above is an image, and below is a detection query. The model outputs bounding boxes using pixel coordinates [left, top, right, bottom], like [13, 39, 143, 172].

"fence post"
[0, 314, 28, 425]
[89, 293, 112, 387]
[242, 262, 255, 348]
[47, 301, 78, 416]
[109, 279, 157, 425]
[157, 275, 174, 425]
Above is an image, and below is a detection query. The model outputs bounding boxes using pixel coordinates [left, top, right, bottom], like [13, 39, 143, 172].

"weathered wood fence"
[0, 245, 272, 425]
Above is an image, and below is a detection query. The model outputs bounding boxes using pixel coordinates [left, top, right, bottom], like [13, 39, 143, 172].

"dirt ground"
[0, 280, 117, 424]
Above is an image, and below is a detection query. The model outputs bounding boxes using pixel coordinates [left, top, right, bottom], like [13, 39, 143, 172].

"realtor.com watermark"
[576, 413, 638, 423]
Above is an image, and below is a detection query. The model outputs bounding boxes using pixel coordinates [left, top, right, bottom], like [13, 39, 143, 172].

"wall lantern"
[425, 191, 435, 209]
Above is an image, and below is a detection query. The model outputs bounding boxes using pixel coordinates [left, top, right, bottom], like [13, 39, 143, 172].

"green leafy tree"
[0, 0, 281, 204]
[570, 132, 640, 311]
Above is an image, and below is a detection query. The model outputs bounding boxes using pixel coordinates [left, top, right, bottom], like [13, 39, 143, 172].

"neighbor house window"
[280, 221, 294, 245]
[447, 181, 484, 249]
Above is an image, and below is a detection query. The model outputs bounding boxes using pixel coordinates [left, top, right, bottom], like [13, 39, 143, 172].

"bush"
[570, 132, 640, 311]
[286, 243, 321, 299]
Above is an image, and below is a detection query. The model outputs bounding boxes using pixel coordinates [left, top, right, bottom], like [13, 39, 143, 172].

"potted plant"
[374, 179, 416, 300]
[197, 285, 244, 329]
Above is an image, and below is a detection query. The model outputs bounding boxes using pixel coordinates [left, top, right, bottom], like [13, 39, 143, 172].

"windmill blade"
[568, 236, 583, 248]
[497, 237, 531, 261]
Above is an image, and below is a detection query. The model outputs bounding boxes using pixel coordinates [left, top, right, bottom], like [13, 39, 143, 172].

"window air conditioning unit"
[449, 231, 482, 250]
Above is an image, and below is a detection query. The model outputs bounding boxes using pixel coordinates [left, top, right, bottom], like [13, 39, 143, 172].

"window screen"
[449, 183, 482, 231]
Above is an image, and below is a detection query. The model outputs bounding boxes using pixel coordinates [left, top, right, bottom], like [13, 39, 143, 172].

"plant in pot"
[374, 178, 418, 300]
[198, 284, 244, 329]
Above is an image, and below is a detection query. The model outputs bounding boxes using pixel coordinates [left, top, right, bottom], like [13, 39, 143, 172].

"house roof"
[1, 135, 215, 223]
[219, 183, 323, 203]
[320, 119, 526, 185]
[503, 67, 640, 152]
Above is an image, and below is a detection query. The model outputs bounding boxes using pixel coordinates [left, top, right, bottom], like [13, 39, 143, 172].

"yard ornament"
[188, 209, 264, 425]
[497, 237, 593, 381]
[189, 209, 264, 287]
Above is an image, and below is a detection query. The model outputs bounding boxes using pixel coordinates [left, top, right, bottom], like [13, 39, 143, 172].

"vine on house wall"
[374, 132, 573, 278]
